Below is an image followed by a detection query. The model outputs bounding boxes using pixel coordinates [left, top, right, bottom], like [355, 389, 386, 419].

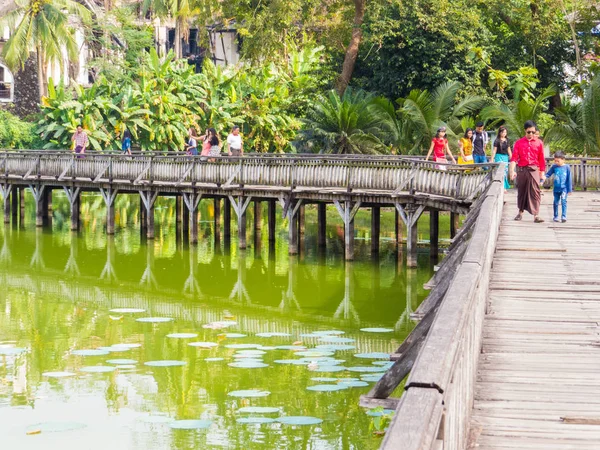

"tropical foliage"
[0, 110, 43, 149]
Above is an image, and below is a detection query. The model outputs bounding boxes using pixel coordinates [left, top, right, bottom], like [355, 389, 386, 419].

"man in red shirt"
[509, 120, 546, 223]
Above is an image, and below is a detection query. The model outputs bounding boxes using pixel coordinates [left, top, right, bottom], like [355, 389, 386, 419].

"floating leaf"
[318, 337, 355, 344]
[294, 350, 334, 357]
[25, 422, 86, 433]
[338, 380, 369, 388]
[278, 416, 322, 425]
[236, 350, 266, 356]
[311, 331, 345, 336]
[0, 347, 26, 355]
[255, 332, 291, 338]
[306, 384, 348, 392]
[224, 333, 247, 338]
[238, 407, 280, 414]
[311, 377, 339, 382]
[72, 349, 110, 357]
[80, 366, 116, 373]
[205, 357, 224, 362]
[299, 357, 345, 365]
[112, 343, 141, 349]
[144, 360, 186, 367]
[361, 374, 385, 382]
[310, 365, 346, 373]
[372, 361, 394, 369]
[109, 308, 145, 314]
[225, 344, 261, 349]
[188, 342, 218, 348]
[315, 344, 356, 351]
[228, 361, 269, 369]
[360, 328, 393, 333]
[366, 409, 395, 417]
[106, 359, 138, 365]
[136, 317, 173, 323]
[139, 415, 174, 424]
[168, 420, 212, 430]
[353, 352, 390, 359]
[347, 367, 387, 373]
[42, 371, 76, 378]
[228, 389, 270, 398]
[166, 333, 198, 339]
[237, 417, 276, 424]
[275, 345, 307, 350]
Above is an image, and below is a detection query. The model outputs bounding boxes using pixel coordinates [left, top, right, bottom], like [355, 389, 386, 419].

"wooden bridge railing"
[372, 165, 505, 449]
[0, 151, 493, 201]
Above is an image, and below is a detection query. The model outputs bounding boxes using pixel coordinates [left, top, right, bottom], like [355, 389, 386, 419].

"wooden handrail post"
[581, 159, 587, 191]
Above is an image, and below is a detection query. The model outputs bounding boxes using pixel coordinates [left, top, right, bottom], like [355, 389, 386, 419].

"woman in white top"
[227, 126, 243, 156]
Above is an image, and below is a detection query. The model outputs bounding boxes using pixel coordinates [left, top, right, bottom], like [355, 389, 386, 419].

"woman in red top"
[509, 120, 546, 223]
[425, 127, 456, 169]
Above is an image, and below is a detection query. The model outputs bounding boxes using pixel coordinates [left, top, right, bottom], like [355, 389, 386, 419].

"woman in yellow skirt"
[458, 128, 474, 165]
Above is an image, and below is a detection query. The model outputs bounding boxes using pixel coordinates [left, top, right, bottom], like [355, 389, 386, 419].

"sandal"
[514, 214, 522, 221]
[534, 217, 544, 223]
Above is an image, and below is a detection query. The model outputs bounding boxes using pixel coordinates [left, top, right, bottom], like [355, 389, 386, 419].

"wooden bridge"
[0, 151, 495, 265]
[354, 158, 600, 449]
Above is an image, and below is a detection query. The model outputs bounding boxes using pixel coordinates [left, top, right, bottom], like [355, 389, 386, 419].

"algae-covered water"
[0, 191, 440, 450]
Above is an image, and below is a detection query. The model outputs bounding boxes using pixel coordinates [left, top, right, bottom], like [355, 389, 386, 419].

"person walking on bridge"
[71, 125, 88, 158]
[509, 120, 546, 223]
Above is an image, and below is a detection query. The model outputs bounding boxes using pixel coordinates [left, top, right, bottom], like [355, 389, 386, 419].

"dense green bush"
[0, 110, 43, 149]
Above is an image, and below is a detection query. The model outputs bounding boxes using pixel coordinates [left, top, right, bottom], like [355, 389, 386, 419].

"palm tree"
[482, 85, 557, 136]
[0, 0, 91, 98]
[397, 81, 486, 154]
[297, 88, 393, 155]
[546, 74, 600, 156]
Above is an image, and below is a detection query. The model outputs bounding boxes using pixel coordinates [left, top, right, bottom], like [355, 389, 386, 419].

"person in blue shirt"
[121, 129, 132, 155]
[545, 151, 573, 223]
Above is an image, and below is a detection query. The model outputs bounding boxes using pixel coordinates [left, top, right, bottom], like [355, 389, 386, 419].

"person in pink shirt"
[509, 120, 546, 223]
[71, 125, 88, 158]
[425, 127, 456, 169]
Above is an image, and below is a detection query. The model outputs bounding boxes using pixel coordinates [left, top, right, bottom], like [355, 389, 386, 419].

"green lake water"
[0, 191, 442, 450]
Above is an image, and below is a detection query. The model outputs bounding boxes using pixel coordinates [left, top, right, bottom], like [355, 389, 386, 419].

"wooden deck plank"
[469, 191, 600, 450]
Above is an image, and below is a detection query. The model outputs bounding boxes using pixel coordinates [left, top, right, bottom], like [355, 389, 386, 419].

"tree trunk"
[36, 47, 47, 99]
[174, 19, 182, 59]
[336, 0, 366, 95]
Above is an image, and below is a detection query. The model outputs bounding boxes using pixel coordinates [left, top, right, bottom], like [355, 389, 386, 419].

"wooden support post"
[298, 204, 305, 237]
[395, 208, 403, 246]
[175, 196, 182, 241]
[228, 195, 251, 250]
[371, 206, 380, 254]
[267, 199, 276, 242]
[32, 186, 45, 227]
[2, 185, 12, 224]
[223, 197, 231, 239]
[288, 203, 299, 255]
[100, 188, 119, 235]
[254, 200, 262, 233]
[450, 212, 459, 238]
[140, 196, 147, 238]
[63, 186, 81, 232]
[19, 188, 25, 225]
[333, 200, 362, 261]
[317, 203, 327, 248]
[182, 192, 202, 245]
[429, 210, 439, 257]
[395, 203, 425, 268]
[40, 188, 51, 227]
[11, 187, 17, 223]
[182, 197, 189, 238]
[139, 190, 158, 240]
[214, 197, 221, 243]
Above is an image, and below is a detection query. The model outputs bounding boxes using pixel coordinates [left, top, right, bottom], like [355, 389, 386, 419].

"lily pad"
[228, 361, 269, 369]
[294, 350, 334, 357]
[278, 416, 322, 426]
[306, 384, 348, 392]
[25, 422, 86, 433]
[0, 347, 26, 355]
[360, 327, 394, 333]
[114, 364, 137, 369]
[311, 330, 345, 336]
[299, 357, 345, 365]
[224, 333, 247, 338]
[80, 366, 116, 373]
[106, 359, 138, 365]
[275, 345, 307, 350]
[256, 346, 277, 351]
[273, 359, 308, 365]
[338, 380, 369, 388]
[361, 374, 385, 382]
[310, 365, 346, 373]
[168, 420, 212, 430]
[237, 417, 276, 424]
[311, 377, 339, 382]
[225, 344, 261, 349]
[42, 371, 76, 378]
[188, 342, 218, 348]
[166, 333, 198, 339]
[112, 343, 141, 349]
[139, 415, 174, 424]
[109, 308, 145, 314]
[72, 349, 110, 357]
[255, 332, 291, 338]
[353, 352, 390, 359]
[238, 407, 280, 414]
[315, 344, 356, 351]
[144, 360, 186, 367]
[318, 337, 355, 344]
[97, 346, 130, 353]
[372, 361, 394, 369]
[205, 357, 224, 362]
[347, 366, 387, 373]
[228, 389, 270, 398]
[236, 350, 266, 356]
[136, 317, 173, 323]
[366, 409, 395, 417]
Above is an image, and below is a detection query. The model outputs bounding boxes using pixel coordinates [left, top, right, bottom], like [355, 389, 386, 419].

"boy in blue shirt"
[545, 151, 573, 223]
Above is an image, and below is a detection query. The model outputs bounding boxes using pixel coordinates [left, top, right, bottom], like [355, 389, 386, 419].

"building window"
[0, 64, 14, 102]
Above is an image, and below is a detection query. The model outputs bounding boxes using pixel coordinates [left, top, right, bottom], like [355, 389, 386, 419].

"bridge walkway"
[469, 191, 600, 449]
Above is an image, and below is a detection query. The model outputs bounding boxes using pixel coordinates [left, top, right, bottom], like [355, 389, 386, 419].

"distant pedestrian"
[200, 129, 211, 157]
[72, 125, 88, 158]
[509, 120, 546, 223]
[472, 121, 490, 165]
[426, 127, 456, 169]
[227, 126, 243, 156]
[121, 129, 132, 156]
[458, 128, 474, 165]
[186, 128, 199, 156]
[207, 128, 221, 158]
[491, 126, 512, 190]
[545, 151, 573, 223]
